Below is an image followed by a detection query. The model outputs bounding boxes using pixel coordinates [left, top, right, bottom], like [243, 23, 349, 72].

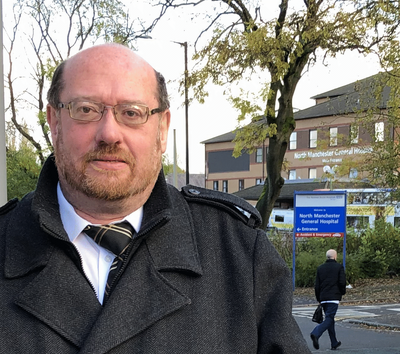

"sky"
[3, 0, 383, 175]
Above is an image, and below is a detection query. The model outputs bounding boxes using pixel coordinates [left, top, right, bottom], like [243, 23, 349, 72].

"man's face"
[47, 46, 170, 202]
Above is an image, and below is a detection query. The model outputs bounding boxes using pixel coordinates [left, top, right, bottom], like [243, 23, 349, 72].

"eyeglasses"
[57, 101, 164, 126]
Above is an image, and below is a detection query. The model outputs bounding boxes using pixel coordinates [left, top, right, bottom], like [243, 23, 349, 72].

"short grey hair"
[47, 60, 67, 108]
[326, 249, 337, 259]
[155, 70, 170, 111]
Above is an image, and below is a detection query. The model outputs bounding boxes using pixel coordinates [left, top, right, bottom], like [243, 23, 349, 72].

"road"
[293, 303, 400, 353]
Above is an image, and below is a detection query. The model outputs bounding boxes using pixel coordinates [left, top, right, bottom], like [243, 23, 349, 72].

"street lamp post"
[174, 41, 189, 185]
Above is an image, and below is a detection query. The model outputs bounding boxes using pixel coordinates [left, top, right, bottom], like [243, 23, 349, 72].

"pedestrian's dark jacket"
[0, 156, 311, 354]
[315, 259, 346, 302]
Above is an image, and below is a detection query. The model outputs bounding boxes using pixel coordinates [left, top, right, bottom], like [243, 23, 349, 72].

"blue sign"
[294, 191, 346, 237]
[292, 191, 348, 289]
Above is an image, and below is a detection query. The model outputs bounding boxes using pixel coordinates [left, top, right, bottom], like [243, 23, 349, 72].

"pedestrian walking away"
[310, 249, 346, 351]
[0, 43, 311, 353]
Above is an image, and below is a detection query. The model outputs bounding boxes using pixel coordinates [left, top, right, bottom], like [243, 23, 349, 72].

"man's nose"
[95, 107, 122, 144]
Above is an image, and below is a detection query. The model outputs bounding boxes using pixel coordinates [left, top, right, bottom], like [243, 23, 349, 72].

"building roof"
[295, 74, 390, 120]
[201, 131, 236, 144]
[311, 73, 385, 99]
[202, 72, 391, 143]
[233, 179, 373, 201]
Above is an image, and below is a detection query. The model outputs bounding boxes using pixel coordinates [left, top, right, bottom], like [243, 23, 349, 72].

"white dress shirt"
[57, 184, 143, 304]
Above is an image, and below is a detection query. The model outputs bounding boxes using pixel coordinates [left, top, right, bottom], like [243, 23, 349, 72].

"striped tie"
[84, 221, 134, 299]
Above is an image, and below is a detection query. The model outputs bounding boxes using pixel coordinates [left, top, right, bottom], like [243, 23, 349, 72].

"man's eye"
[124, 109, 141, 118]
[78, 105, 97, 114]
[81, 106, 93, 113]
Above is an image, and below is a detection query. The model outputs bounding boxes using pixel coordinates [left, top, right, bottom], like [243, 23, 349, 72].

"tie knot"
[84, 221, 134, 256]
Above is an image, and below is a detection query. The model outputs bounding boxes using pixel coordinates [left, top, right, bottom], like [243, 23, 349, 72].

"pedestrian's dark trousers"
[311, 302, 340, 347]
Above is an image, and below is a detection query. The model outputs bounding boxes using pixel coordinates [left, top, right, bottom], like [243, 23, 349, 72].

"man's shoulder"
[318, 260, 342, 271]
[180, 185, 261, 228]
[0, 193, 34, 221]
[0, 198, 19, 216]
[0, 199, 20, 236]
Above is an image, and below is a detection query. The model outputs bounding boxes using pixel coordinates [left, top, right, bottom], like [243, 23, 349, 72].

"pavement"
[293, 295, 400, 331]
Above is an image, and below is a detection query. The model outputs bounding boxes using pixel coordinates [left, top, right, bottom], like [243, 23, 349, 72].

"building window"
[350, 125, 359, 144]
[375, 122, 384, 142]
[256, 148, 263, 163]
[309, 130, 317, 148]
[289, 170, 296, 180]
[289, 132, 297, 150]
[213, 181, 219, 191]
[349, 168, 358, 179]
[330, 127, 338, 146]
[347, 216, 369, 229]
[208, 150, 250, 173]
[256, 178, 263, 185]
[222, 180, 228, 193]
[238, 179, 244, 191]
[309, 168, 317, 179]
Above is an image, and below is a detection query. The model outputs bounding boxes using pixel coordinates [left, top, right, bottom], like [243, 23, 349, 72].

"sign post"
[292, 191, 347, 288]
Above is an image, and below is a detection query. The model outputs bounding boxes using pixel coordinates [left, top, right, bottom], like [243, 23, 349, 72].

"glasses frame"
[57, 101, 164, 125]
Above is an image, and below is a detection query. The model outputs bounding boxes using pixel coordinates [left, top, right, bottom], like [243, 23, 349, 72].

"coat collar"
[4, 155, 202, 351]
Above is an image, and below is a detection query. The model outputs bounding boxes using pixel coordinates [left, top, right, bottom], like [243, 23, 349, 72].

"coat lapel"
[14, 248, 102, 348]
[4, 174, 102, 349]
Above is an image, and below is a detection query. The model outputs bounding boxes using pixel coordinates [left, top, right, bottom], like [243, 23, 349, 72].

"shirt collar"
[57, 183, 143, 242]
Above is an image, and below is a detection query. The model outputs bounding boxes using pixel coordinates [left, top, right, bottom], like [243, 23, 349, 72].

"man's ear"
[159, 109, 171, 153]
[46, 104, 59, 144]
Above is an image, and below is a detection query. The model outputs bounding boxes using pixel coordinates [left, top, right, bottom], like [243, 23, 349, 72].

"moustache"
[84, 144, 135, 167]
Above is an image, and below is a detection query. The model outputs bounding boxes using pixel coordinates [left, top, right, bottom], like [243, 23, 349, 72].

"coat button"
[188, 188, 200, 195]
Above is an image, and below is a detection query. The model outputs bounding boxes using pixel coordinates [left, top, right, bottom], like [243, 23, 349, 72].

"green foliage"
[356, 219, 400, 277]
[271, 222, 399, 287]
[162, 154, 185, 176]
[7, 146, 41, 200]
[45, 58, 61, 82]
[294, 237, 345, 287]
[344, 252, 364, 285]
[295, 252, 322, 287]
[232, 120, 272, 157]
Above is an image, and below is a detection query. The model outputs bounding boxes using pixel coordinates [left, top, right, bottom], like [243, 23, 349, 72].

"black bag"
[312, 304, 323, 324]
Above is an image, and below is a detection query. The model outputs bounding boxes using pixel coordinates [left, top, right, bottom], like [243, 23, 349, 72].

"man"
[0, 43, 310, 353]
[310, 249, 346, 351]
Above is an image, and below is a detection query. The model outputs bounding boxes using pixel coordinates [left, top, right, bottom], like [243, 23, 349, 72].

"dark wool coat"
[315, 259, 347, 302]
[0, 156, 311, 354]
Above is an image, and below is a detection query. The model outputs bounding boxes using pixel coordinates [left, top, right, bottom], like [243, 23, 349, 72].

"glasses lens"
[115, 104, 148, 125]
[70, 101, 102, 121]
